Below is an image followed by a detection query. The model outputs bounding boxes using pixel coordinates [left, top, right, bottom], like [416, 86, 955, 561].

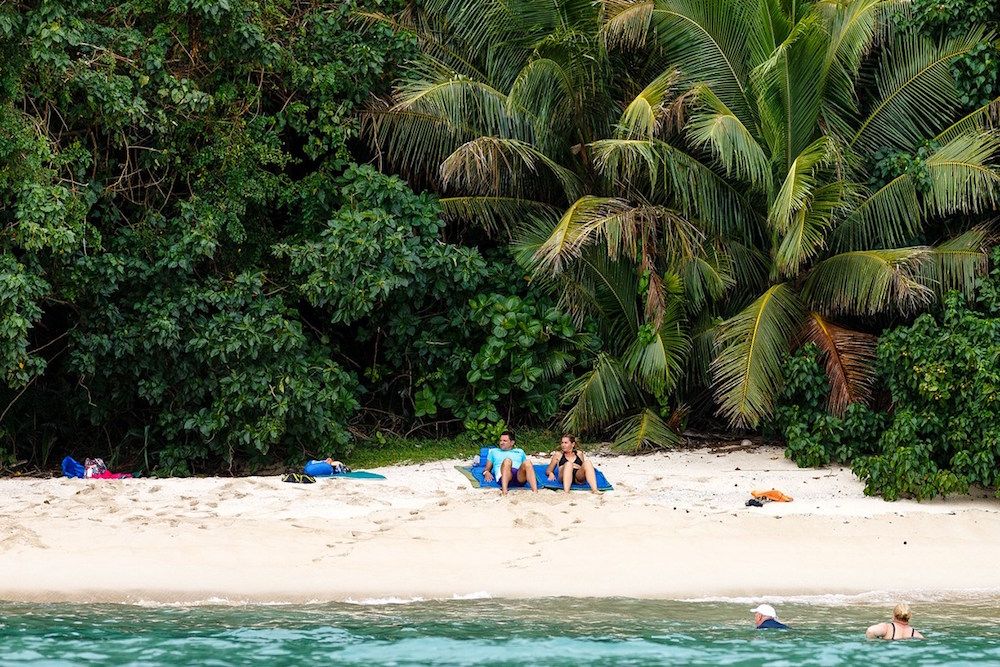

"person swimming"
[545, 434, 599, 493]
[751, 604, 789, 629]
[866, 603, 925, 640]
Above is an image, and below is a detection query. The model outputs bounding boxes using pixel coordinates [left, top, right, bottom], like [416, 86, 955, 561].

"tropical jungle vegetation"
[1, 0, 998, 497]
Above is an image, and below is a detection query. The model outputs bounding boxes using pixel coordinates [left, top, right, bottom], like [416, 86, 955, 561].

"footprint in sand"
[513, 510, 553, 529]
[437, 499, 449, 507]
[0, 525, 46, 551]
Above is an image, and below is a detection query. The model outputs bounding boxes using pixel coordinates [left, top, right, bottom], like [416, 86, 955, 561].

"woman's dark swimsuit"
[890, 622, 915, 639]
[557, 452, 584, 470]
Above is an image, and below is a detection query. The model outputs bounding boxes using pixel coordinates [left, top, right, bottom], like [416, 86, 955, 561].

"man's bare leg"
[517, 462, 538, 492]
[500, 458, 514, 496]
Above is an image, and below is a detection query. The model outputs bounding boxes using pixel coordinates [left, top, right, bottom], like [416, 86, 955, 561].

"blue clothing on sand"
[486, 447, 528, 475]
[757, 618, 789, 629]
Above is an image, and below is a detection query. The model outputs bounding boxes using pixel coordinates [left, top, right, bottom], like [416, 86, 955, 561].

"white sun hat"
[751, 604, 778, 619]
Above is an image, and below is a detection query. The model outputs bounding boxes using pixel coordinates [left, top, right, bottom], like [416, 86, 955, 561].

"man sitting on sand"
[866, 603, 924, 640]
[483, 430, 538, 495]
[751, 604, 788, 629]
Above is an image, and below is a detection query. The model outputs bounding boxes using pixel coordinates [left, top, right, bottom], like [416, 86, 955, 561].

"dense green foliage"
[1, 0, 999, 483]
[773, 345, 886, 470]
[0, 1, 585, 474]
[371, 0, 1000, 453]
[778, 249, 1000, 499]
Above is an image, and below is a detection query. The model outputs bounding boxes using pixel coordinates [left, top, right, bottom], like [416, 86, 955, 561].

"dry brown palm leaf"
[805, 313, 877, 415]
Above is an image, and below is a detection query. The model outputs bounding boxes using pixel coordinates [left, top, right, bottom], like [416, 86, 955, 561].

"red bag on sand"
[91, 471, 133, 479]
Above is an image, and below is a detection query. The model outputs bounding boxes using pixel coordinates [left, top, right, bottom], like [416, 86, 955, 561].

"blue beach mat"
[303, 460, 386, 479]
[456, 463, 613, 491]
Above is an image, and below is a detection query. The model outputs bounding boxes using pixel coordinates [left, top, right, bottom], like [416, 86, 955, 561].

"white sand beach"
[1, 446, 998, 604]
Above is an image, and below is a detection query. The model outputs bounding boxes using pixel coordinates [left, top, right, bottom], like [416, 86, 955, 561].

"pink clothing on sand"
[90, 471, 132, 479]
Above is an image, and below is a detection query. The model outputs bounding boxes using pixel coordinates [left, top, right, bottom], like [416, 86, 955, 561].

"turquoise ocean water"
[3, 598, 1000, 666]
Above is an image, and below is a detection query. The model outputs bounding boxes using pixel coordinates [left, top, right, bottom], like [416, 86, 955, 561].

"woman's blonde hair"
[561, 434, 578, 449]
[893, 603, 911, 622]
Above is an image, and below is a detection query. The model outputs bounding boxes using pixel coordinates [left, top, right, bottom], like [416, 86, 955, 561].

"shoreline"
[2, 447, 998, 605]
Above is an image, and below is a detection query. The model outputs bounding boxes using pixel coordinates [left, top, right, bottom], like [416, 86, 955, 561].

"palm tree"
[366, 0, 1000, 443]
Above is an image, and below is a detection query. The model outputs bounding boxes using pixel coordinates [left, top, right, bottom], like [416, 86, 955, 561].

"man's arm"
[483, 453, 494, 481]
[865, 623, 887, 639]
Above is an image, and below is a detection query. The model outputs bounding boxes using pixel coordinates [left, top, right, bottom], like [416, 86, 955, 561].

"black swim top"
[558, 451, 584, 468]
[890, 622, 915, 639]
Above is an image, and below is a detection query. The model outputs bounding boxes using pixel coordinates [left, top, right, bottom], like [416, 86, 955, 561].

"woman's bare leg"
[577, 460, 599, 493]
[562, 465, 574, 492]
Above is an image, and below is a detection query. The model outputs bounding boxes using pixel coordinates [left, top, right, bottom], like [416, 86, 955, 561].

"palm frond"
[600, 0, 655, 49]
[804, 312, 877, 415]
[532, 196, 618, 273]
[774, 181, 847, 277]
[820, 0, 902, 138]
[922, 132, 1000, 218]
[440, 136, 583, 200]
[686, 85, 772, 191]
[752, 16, 833, 169]
[722, 238, 770, 296]
[439, 196, 561, 235]
[685, 312, 722, 389]
[802, 248, 933, 315]
[545, 251, 645, 344]
[420, 0, 570, 92]
[534, 196, 704, 275]
[746, 0, 791, 69]
[365, 104, 470, 182]
[711, 283, 806, 427]
[923, 228, 991, 298]
[851, 30, 985, 153]
[395, 67, 534, 139]
[563, 353, 638, 432]
[825, 0, 899, 72]
[590, 138, 759, 238]
[768, 135, 837, 235]
[507, 58, 577, 146]
[935, 96, 1000, 145]
[617, 69, 679, 140]
[623, 278, 690, 394]
[676, 247, 734, 310]
[611, 408, 681, 452]
[829, 174, 920, 252]
[650, 0, 756, 126]
[539, 348, 576, 382]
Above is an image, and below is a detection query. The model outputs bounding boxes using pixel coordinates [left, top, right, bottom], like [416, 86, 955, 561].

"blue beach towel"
[62, 456, 86, 479]
[303, 460, 386, 479]
[456, 463, 613, 491]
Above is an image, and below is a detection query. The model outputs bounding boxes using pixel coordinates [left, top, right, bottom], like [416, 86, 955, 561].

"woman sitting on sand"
[545, 434, 599, 493]
[865, 603, 924, 640]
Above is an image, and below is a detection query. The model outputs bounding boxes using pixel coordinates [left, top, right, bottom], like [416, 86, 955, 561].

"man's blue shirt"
[757, 618, 789, 629]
